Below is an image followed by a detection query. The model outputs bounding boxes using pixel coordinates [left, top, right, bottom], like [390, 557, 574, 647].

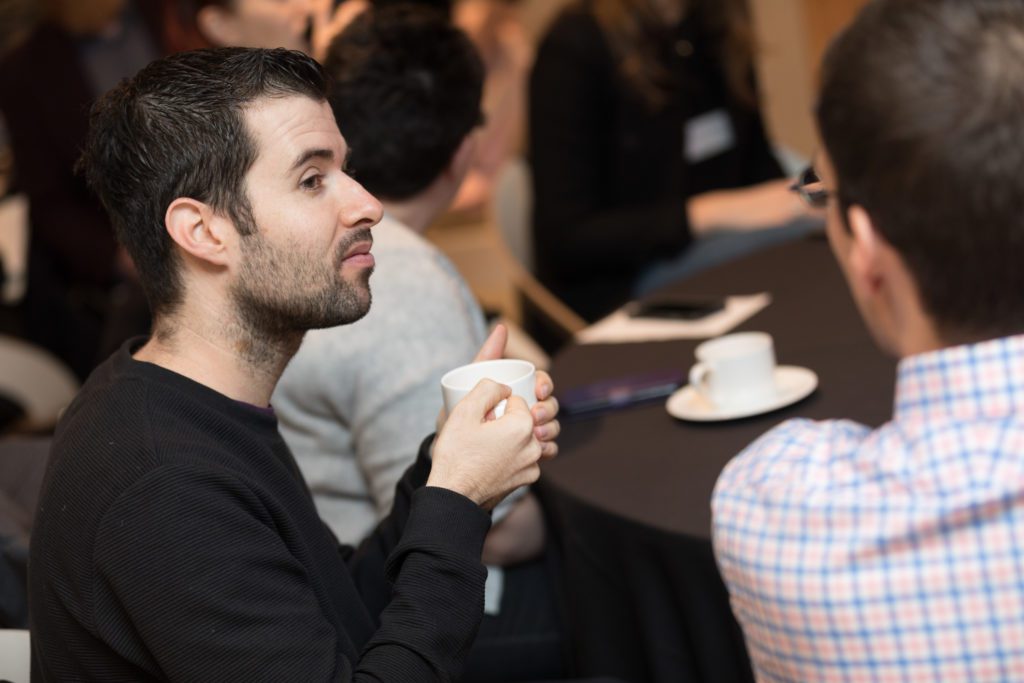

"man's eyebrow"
[289, 148, 335, 173]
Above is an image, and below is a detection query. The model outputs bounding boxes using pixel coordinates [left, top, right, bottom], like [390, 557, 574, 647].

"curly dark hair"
[323, 4, 484, 200]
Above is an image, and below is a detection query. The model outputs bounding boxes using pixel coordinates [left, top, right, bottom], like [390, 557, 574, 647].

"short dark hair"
[817, 0, 1024, 339]
[323, 5, 484, 200]
[80, 47, 327, 318]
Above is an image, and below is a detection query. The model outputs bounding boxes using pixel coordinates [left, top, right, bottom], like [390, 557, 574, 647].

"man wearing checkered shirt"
[711, 1, 1024, 681]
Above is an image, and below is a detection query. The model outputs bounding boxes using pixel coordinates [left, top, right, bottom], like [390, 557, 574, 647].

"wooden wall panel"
[802, 0, 870, 76]
[753, 0, 868, 157]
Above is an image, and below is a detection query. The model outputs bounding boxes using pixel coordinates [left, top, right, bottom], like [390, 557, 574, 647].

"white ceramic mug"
[441, 359, 536, 417]
[689, 332, 777, 409]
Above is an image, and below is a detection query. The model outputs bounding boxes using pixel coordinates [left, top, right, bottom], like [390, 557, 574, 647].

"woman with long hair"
[530, 0, 814, 321]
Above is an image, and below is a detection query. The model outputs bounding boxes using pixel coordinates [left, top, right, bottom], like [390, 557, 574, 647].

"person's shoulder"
[544, 5, 602, 41]
[365, 217, 450, 280]
[33, 364, 184, 563]
[371, 216, 430, 251]
[49, 350, 262, 497]
[714, 417, 872, 498]
[52, 357, 154, 466]
[537, 5, 608, 60]
[368, 222, 474, 307]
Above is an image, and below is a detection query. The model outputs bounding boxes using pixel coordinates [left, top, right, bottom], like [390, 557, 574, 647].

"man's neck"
[381, 177, 455, 234]
[133, 309, 302, 407]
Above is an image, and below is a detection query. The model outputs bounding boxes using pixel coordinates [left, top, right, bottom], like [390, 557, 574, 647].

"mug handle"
[689, 363, 712, 401]
[492, 399, 509, 419]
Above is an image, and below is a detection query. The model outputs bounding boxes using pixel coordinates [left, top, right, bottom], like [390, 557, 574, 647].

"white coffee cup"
[441, 359, 537, 417]
[689, 332, 777, 409]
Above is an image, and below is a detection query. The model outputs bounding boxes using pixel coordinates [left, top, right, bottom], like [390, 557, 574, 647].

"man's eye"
[301, 174, 323, 191]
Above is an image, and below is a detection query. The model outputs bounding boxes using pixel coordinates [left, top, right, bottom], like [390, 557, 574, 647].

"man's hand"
[428, 380, 542, 509]
[531, 371, 559, 459]
[429, 324, 561, 508]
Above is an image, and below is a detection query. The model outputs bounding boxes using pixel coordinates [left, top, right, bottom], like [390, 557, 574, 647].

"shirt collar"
[894, 334, 1024, 422]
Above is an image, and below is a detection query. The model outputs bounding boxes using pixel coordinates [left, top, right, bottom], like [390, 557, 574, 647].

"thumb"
[501, 394, 531, 417]
[460, 379, 512, 419]
[474, 323, 508, 362]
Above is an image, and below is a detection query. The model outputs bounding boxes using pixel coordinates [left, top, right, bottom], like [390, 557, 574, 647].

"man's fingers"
[532, 396, 558, 425]
[534, 418, 560, 442]
[534, 370, 553, 401]
[501, 394, 532, 418]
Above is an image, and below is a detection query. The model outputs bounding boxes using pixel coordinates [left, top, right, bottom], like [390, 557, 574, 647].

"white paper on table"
[575, 292, 772, 344]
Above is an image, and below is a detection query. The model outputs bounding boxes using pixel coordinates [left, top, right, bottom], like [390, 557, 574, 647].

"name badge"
[684, 108, 736, 163]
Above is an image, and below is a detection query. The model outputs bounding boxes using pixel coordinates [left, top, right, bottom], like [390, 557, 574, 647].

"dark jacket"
[529, 6, 782, 320]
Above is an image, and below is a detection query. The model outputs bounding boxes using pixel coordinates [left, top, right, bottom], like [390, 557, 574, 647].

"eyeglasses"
[790, 165, 833, 209]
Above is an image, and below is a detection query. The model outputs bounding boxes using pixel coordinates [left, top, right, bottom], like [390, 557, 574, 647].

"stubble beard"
[229, 227, 374, 359]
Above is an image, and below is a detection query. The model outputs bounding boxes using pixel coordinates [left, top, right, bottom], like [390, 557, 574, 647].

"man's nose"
[338, 177, 383, 230]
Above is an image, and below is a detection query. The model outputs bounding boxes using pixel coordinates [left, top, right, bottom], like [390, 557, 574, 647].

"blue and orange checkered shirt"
[712, 335, 1024, 682]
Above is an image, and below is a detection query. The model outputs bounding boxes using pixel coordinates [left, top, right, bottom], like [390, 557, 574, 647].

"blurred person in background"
[530, 0, 817, 322]
[0, 0, 40, 64]
[449, 0, 531, 214]
[0, 0, 168, 379]
[168, 0, 522, 218]
[166, 0, 371, 59]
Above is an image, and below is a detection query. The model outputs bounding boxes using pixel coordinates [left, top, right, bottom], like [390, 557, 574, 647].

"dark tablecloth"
[538, 236, 896, 682]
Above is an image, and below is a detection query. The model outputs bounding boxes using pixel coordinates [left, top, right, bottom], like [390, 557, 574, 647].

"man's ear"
[165, 198, 233, 268]
[846, 204, 885, 295]
[196, 6, 238, 47]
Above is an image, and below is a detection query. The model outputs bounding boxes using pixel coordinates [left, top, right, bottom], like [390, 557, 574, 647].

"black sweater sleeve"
[343, 436, 489, 621]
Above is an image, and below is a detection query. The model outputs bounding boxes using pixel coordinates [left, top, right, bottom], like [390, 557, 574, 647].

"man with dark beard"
[27, 47, 560, 682]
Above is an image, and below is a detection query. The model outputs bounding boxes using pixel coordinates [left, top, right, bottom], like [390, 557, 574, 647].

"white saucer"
[666, 366, 818, 422]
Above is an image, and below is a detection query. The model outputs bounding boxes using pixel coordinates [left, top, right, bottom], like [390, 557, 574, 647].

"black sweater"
[529, 6, 783, 321]
[28, 340, 491, 682]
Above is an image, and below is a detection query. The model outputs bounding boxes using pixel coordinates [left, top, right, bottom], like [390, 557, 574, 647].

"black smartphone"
[626, 296, 725, 320]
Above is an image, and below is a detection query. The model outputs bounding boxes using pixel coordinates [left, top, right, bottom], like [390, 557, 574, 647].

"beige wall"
[752, 0, 868, 157]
